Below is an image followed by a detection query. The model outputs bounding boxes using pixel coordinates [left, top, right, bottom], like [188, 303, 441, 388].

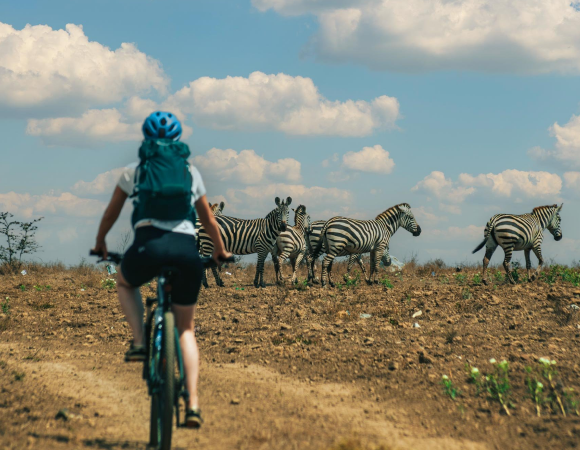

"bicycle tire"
[159, 311, 176, 450]
[148, 310, 159, 448]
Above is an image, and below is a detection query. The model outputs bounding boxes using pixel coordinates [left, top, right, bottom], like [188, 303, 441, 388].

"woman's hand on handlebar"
[93, 239, 108, 261]
[212, 249, 233, 265]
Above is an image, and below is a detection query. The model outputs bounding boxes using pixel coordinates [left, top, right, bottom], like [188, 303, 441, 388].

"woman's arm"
[195, 195, 231, 262]
[93, 186, 128, 259]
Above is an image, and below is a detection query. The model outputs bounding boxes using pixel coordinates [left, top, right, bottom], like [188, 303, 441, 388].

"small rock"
[412, 310, 422, 318]
[388, 362, 399, 371]
[364, 337, 374, 345]
[280, 323, 292, 331]
[337, 310, 349, 319]
[413, 323, 421, 328]
[55, 409, 70, 421]
[310, 323, 323, 331]
[234, 339, 243, 344]
[231, 398, 240, 405]
[490, 295, 501, 305]
[419, 352, 433, 364]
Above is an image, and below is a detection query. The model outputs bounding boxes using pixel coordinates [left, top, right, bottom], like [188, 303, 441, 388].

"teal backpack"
[130, 139, 196, 227]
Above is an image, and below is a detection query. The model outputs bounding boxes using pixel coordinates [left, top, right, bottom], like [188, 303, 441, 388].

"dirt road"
[1, 262, 579, 449]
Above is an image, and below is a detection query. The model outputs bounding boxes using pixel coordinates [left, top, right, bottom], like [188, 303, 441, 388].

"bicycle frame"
[144, 270, 189, 427]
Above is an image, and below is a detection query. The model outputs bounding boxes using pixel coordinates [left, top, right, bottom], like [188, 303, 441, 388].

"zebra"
[472, 204, 563, 285]
[314, 203, 421, 287]
[305, 220, 391, 284]
[271, 205, 312, 284]
[198, 197, 292, 288]
[195, 202, 225, 287]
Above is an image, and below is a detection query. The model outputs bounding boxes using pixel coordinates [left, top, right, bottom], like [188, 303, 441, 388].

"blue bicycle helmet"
[142, 111, 183, 141]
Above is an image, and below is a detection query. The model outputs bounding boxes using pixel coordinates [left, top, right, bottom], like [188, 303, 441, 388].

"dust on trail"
[0, 342, 486, 450]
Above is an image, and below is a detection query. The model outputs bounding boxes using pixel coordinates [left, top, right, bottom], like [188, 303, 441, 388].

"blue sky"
[2, 0, 580, 266]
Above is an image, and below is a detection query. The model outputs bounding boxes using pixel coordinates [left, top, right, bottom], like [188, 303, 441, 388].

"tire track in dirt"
[1, 342, 487, 450]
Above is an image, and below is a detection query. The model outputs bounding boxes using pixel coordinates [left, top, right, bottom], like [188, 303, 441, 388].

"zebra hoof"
[217, 282, 225, 288]
[365, 279, 372, 286]
[202, 283, 209, 289]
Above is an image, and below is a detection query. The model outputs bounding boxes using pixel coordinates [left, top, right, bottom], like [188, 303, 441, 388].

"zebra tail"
[472, 237, 487, 254]
[312, 222, 329, 259]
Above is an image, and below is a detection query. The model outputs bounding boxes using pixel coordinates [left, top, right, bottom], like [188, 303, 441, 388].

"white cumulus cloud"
[459, 170, 562, 198]
[412, 171, 475, 213]
[529, 114, 580, 167]
[342, 144, 395, 174]
[0, 22, 167, 115]
[71, 168, 125, 196]
[169, 71, 399, 136]
[253, 0, 580, 74]
[0, 192, 105, 218]
[192, 148, 301, 185]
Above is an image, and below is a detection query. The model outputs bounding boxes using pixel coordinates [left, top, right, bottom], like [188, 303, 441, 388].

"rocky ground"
[1, 260, 580, 449]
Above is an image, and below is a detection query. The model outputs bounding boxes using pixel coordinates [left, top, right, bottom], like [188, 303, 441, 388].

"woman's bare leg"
[117, 270, 144, 346]
[173, 304, 199, 409]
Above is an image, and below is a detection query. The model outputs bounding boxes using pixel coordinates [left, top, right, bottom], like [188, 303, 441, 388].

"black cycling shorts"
[121, 227, 204, 306]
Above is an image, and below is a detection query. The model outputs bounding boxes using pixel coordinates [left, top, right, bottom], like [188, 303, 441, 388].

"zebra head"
[274, 196, 292, 232]
[547, 203, 563, 241]
[398, 204, 422, 237]
[292, 205, 311, 233]
[209, 201, 225, 216]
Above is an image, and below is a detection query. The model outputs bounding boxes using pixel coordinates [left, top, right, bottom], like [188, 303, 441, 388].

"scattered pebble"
[412, 310, 422, 318]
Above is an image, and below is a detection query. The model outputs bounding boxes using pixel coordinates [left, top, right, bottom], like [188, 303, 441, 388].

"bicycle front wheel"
[150, 311, 176, 450]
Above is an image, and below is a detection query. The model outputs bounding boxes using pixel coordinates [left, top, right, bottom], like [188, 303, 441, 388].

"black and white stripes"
[271, 205, 311, 284]
[472, 204, 563, 284]
[315, 203, 421, 287]
[198, 197, 291, 288]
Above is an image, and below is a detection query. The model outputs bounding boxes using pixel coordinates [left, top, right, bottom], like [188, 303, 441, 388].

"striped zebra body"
[317, 204, 421, 287]
[195, 202, 225, 287]
[473, 204, 563, 284]
[271, 205, 311, 284]
[305, 219, 326, 283]
[198, 197, 291, 288]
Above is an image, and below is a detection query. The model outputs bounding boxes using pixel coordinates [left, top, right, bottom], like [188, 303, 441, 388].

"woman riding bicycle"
[92, 111, 230, 429]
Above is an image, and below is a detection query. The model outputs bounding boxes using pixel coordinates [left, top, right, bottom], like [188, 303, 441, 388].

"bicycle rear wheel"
[150, 311, 176, 450]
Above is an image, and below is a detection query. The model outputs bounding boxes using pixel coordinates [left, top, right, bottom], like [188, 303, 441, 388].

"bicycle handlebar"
[89, 250, 235, 269]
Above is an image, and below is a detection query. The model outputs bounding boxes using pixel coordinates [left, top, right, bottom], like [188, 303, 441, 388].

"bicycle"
[90, 249, 234, 450]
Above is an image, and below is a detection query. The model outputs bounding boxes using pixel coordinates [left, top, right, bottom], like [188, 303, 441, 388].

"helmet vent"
[160, 118, 167, 126]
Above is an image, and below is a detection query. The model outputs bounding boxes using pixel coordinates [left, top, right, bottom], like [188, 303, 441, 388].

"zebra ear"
[558, 203, 563, 212]
[220, 201, 225, 211]
[291, 208, 295, 212]
[208, 202, 213, 208]
[275, 197, 281, 206]
[286, 197, 292, 206]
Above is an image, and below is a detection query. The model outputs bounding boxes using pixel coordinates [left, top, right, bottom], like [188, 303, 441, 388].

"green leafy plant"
[525, 366, 545, 417]
[343, 271, 360, 288]
[34, 285, 42, 291]
[454, 273, 467, 285]
[19, 285, 25, 291]
[1, 297, 10, 315]
[564, 388, 580, 416]
[493, 270, 505, 283]
[539, 358, 566, 416]
[441, 375, 461, 400]
[439, 275, 449, 284]
[465, 364, 483, 395]
[462, 288, 472, 300]
[380, 276, 394, 289]
[484, 359, 511, 416]
[472, 273, 482, 286]
[101, 278, 116, 290]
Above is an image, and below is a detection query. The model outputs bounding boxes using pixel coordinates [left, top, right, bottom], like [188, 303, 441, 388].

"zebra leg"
[481, 244, 497, 285]
[502, 247, 516, 285]
[369, 250, 382, 284]
[272, 249, 281, 283]
[531, 245, 544, 282]
[524, 249, 533, 282]
[309, 255, 320, 284]
[345, 255, 356, 279]
[254, 250, 268, 288]
[321, 254, 336, 287]
[212, 266, 225, 287]
[356, 255, 369, 283]
[277, 250, 291, 284]
[290, 254, 302, 284]
[202, 267, 209, 288]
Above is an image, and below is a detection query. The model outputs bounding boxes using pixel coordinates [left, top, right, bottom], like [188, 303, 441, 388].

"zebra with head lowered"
[315, 203, 421, 287]
[472, 204, 563, 285]
[271, 205, 312, 284]
[198, 197, 292, 288]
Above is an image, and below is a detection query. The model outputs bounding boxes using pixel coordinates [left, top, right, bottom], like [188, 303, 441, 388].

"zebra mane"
[532, 204, 558, 214]
[295, 205, 306, 214]
[375, 203, 411, 220]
